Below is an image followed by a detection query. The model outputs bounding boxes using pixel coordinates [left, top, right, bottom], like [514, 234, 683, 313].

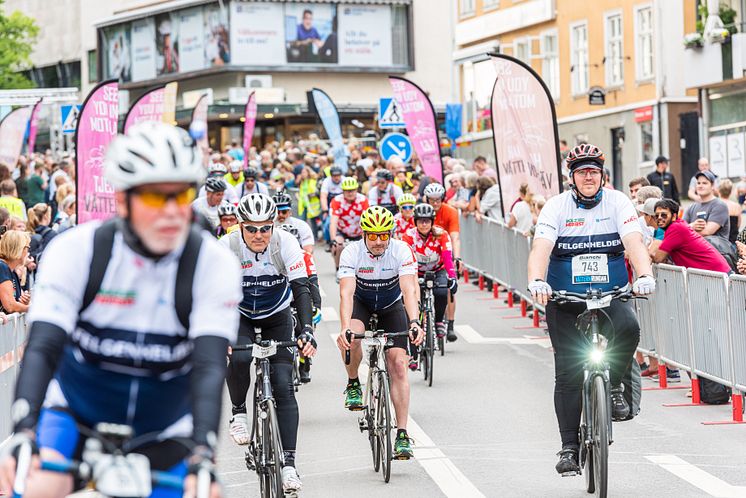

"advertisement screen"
[230, 2, 285, 66]
[104, 25, 132, 82]
[204, 3, 230, 66]
[338, 5, 392, 67]
[284, 3, 338, 64]
[155, 13, 179, 76]
[131, 18, 156, 82]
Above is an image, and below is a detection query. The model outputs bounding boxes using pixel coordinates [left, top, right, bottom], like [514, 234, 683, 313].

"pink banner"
[123, 85, 165, 134]
[76, 80, 119, 224]
[388, 76, 443, 184]
[0, 106, 32, 169]
[242, 91, 257, 168]
[191, 94, 209, 166]
[27, 99, 43, 154]
[489, 54, 561, 217]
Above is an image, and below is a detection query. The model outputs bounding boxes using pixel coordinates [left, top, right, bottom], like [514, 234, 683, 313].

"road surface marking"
[320, 306, 339, 322]
[318, 284, 327, 298]
[645, 454, 746, 497]
[455, 325, 550, 348]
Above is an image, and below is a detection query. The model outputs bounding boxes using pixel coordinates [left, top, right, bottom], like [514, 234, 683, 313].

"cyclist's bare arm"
[450, 231, 461, 259]
[621, 232, 653, 277]
[337, 276, 356, 350]
[400, 274, 423, 345]
[527, 238, 553, 305]
[329, 214, 340, 241]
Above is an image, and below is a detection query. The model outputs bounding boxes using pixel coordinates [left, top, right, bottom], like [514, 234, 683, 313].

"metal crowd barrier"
[460, 215, 746, 422]
[0, 313, 28, 443]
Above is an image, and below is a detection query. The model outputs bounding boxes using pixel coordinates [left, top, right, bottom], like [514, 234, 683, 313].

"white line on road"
[320, 306, 339, 322]
[318, 284, 327, 298]
[455, 325, 550, 348]
[645, 454, 746, 497]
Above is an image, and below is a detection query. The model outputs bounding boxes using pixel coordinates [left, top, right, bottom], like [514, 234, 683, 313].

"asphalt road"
[216, 246, 746, 498]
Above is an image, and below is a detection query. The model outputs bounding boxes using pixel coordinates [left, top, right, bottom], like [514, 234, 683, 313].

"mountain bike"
[551, 287, 640, 498]
[418, 271, 446, 386]
[344, 315, 413, 483]
[12, 422, 212, 497]
[233, 331, 300, 498]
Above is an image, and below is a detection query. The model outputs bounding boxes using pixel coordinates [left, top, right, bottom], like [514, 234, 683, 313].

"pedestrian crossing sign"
[379, 98, 405, 128]
[61, 105, 82, 134]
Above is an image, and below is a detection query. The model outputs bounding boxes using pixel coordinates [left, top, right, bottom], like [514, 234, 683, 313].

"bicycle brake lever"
[344, 330, 352, 365]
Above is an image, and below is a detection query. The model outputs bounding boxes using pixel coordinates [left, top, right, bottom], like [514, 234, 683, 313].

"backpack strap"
[80, 219, 118, 314]
[270, 230, 286, 276]
[174, 226, 204, 330]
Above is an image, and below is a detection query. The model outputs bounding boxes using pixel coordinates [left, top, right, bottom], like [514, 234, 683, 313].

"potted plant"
[684, 32, 705, 49]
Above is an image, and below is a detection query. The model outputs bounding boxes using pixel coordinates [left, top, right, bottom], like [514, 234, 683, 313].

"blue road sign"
[378, 98, 405, 128]
[61, 105, 82, 134]
[379, 132, 412, 163]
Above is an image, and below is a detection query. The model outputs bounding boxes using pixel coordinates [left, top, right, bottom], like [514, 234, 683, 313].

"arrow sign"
[379, 132, 412, 163]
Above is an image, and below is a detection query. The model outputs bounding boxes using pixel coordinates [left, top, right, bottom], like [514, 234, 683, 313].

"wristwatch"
[408, 319, 421, 327]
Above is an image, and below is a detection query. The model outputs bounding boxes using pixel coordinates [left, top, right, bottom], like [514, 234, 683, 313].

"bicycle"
[11, 422, 212, 498]
[550, 287, 640, 498]
[344, 316, 413, 483]
[233, 331, 300, 498]
[418, 271, 446, 386]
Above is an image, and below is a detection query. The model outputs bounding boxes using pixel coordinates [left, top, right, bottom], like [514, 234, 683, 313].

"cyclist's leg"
[433, 270, 449, 324]
[25, 407, 77, 498]
[604, 300, 641, 387]
[344, 298, 368, 378]
[545, 302, 586, 449]
[380, 301, 411, 431]
[446, 290, 457, 341]
[135, 440, 189, 498]
[225, 314, 254, 416]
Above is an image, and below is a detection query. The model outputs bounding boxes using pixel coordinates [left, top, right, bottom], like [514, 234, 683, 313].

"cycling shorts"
[234, 307, 294, 363]
[336, 233, 362, 242]
[351, 297, 410, 351]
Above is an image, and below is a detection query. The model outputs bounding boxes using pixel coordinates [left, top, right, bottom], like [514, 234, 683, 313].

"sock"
[396, 429, 408, 439]
[347, 377, 360, 387]
[447, 321, 454, 332]
[283, 450, 296, 468]
[232, 404, 246, 416]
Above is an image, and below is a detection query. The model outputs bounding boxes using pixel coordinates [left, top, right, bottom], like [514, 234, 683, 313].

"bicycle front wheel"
[590, 375, 608, 497]
[376, 371, 393, 483]
[369, 373, 380, 472]
[426, 312, 435, 387]
[259, 401, 285, 498]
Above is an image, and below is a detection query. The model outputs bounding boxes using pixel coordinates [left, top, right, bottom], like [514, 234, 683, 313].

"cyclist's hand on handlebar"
[298, 326, 317, 357]
[528, 279, 552, 305]
[184, 447, 221, 498]
[337, 329, 352, 351]
[448, 278, 458, 295]
[0, 431, 39, 495]
[409, 324, 424, 346]
[632, 274, 656, 296]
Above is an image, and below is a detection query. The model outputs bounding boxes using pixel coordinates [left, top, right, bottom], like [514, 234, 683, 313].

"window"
[513, 38, 530, 64]
[87, 50, 98, 84]
[635, 5, 654, 80]
[639, 121, 654, 163]
[541, 30, 559, 99]
[605, 13, 624, 87]
[570, 22, 589, 95]
[460, 0, 476, 17]
[483, 0, 500, 10]
[462, 58, 497, 133]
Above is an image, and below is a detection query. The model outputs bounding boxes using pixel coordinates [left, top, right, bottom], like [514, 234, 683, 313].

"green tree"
[0, 1, 39, 89]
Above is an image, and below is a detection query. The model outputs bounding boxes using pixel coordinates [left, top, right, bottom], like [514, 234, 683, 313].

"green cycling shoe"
[394, 431, 414, 460]
[344, 383, 363, 411]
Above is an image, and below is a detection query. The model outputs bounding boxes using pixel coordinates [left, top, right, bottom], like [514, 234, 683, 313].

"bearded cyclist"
[336, 206, 423, 460]
[393, 193, 416, 239]
[527, 144, 655, 476]
[368, 170, 402, 214]
[329, 177, 369, 270]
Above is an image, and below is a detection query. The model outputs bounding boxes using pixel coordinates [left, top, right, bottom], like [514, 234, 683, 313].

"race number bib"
[571, 254, 609, 284]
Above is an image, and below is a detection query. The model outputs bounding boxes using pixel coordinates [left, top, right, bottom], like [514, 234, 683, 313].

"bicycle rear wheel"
[438, 334, 445, 356]
[590, 375, 608, 497]
[369, 373, 380, 472]
[376, 371, 393, 483]
[426, 313, 435, 387]
[259, 401, 285, 498]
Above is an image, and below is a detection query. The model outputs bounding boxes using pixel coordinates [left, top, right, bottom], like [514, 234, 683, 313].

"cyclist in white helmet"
[193, 176, 228, 230]
[0, 121, 242, 498]
[198, 162, 239, 203]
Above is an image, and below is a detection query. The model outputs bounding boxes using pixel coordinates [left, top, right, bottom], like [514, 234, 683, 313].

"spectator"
[14, 161, 30, 207]
[646, 156, 680, 203]
[0, 229, 31, 313]
[603, 168, 614, 189]
[9, 217, 25, 232]
[507, 183, 533, 232]
[298, 165, 321, 238]
[53, 195, 76, 233]
[472, 156, 488, 176]
[526, 195, 546, 236]
[650, 199, 731, 273]
[49, 160, 72, 202]
[469, 175, 493, 216]
[717, 179, 742, 244]
[28, 202, 57, 264]
[26, 162, 47, 206]
[628, 177, 650, 203]
[635, 186, 663, 244]
[478, 178, 503, 221]
[450, 171, 476, 210]
[736, 176, 746, 206]
[444, 174, 461, 202]
[0, 180, 27, 221]
[682, 170, 730, 240]
[688, 157, 717, 201]
[228, 140, 245, 162]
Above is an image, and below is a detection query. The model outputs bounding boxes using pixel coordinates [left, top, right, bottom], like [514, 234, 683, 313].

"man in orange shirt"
[423, 183, 460, 342]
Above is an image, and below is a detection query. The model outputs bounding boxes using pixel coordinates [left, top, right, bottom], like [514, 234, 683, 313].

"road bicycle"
[418, 271, 447, 386]
[233, 330, 300, 498]
[344, 315, 413, 483]
[551, 287, 640, 498]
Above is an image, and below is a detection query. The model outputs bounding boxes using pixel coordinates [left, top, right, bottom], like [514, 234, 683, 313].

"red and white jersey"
[401, 226, 453, 274]
[393, 213, 414, 239]
[331, 193, 369, 238]
[303, 250, 317, 277]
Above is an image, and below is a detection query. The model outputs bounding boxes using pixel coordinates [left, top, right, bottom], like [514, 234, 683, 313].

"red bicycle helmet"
[566, 144, 605, 171]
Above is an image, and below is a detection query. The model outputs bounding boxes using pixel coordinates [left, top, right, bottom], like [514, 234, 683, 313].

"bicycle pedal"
[560, 471, 579, 477]
[347, 405, 366, 412]
[394, 455, 412, 461]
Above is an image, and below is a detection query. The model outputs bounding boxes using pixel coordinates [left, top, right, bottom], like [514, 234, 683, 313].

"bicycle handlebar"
[344, 329, 417, 365]
[550, 287, 639, 304]
[231, 340, 300, 352]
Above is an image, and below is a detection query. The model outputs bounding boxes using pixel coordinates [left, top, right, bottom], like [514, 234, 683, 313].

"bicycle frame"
[580, 311, 613, 448]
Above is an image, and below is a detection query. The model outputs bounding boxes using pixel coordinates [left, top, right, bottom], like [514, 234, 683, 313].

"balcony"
[684, 33, 746, 88]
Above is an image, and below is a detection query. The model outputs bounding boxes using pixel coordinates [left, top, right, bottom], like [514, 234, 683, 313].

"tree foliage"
[0, 1, 39, 89]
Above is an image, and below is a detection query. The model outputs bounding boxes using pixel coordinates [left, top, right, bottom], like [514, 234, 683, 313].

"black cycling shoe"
[555, 447, 580, 476]
[610, 385, 630, 421]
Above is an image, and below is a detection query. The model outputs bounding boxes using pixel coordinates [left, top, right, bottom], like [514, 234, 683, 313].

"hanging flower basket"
[684, 32, 704, 49]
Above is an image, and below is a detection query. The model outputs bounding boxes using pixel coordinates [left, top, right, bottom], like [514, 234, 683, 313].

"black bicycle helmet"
[376, 170, 393, 181]
[566, 144, 605, 172]
[205, 177, 228, 193]
[413, 203, 436, 221]
[273, 191, 292, 210]
[244, 167, 259, 179]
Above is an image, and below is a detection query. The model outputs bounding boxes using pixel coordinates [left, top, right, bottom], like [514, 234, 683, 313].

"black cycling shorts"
[337, 233, 362, 242]
[352, 298, 410, 351]
[236, 307, 294, 363]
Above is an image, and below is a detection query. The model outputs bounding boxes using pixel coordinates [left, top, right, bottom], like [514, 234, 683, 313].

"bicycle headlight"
[590, 349, 604, 363]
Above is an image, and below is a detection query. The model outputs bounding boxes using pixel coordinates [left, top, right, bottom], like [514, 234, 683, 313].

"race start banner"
[0, 106, 32, 169]
[388, 76, 443, 184]
[191, 93, 209, 166]
[27, 98, 43, 154]
[243, 91, 257, 168]
[311, 88, 348, 171]
[489, 53, 562, 218]
[123, 85, 166, 133]
[76, 79, 119, 224]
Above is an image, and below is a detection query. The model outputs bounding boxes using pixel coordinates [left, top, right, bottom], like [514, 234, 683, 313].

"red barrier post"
[733, 393, 744, 422]
[463, 268, 469, 284]
[520, 299, 527, 317]
[478, 274, 485, 290]
[658, 364, 668, 389]
[533, 308, 540, 327]
[507, 291, 514, 308]
[691, 377, 701, 405]
[493, 281, 499, 299]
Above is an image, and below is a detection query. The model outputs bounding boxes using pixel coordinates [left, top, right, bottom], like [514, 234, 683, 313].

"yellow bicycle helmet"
[341, 177, 359, 191]
[360, 206, 395, 233]
[396, 193, 417, 207]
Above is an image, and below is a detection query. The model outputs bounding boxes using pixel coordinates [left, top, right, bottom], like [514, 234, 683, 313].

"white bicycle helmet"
[217, 202, 237, 218]
[423, 183, 446, 199]
[104, 122, 205, 190]
[237, 193, 276, 223]
[208, 162, 228, 175]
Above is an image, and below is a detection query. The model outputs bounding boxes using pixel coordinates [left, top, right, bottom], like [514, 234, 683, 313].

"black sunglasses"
[242, 224, 273, 234]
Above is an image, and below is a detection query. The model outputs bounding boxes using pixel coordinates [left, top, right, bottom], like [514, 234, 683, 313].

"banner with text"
[388, 76, 443, 183]
[0, 106, 32, 169]
[124, 85, 166, 133]
[27, 99, 43, 155]
[489, 54, 561, 217]
[76, 80, 119, 224]
[243, 91, 257, 168]
[311, 88, 348, 170]
[191, 93, 209, 166]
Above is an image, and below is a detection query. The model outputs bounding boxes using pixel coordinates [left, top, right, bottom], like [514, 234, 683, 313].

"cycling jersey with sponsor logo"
[400, 226, 456, 277]
[330, 193, 369, 238]
[534, 189, 642, 293]
[274, 215, 314, 247]
[393, 213, 414, 239]
[220, 229, 307, 320]
[368, 183, 402, 207]
[27, 221, 242, 437]
[338, 239, 417, 311]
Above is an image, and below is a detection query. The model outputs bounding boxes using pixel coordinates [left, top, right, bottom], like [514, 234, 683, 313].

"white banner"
[727, 132, 746, 177]
[177, 7, 205, 72]
[230, 2, 285, 65]
[338, 5, 392, 67]
[131, 18, 156, 82]
[105, 25, 131, 82]
[709, 135, 728, 178]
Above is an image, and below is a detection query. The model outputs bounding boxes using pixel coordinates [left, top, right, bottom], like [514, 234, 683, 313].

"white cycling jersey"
[28, 221, 242, 437]
[275, 215, 314, 248]
[198, 183, 239, 203]
[320, 177, 343, 196]
[338, 239, 417, 311]
[220, 228, 308, 320]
